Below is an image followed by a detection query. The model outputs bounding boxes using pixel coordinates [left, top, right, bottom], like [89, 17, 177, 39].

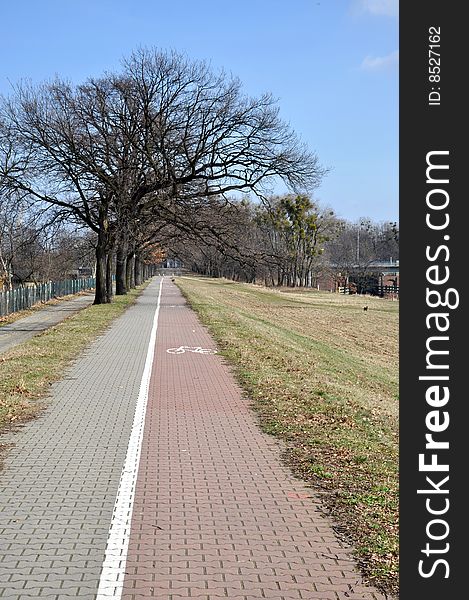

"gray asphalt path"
[0, 292, 95, 355]
[0, 278, 161, 599]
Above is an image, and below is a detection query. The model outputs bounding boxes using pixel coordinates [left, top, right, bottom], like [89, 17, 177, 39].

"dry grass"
[177, 276, 399, 596]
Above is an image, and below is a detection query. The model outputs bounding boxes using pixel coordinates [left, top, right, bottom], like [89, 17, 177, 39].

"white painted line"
[96, 278, 163, 599]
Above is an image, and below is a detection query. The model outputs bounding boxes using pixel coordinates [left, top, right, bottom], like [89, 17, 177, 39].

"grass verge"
[0, 283, 148, 436]
[177, 276, 399, 597]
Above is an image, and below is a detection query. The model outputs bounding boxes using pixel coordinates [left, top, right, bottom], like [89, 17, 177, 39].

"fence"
[338, 284, 399, 297]
[0, 278, 96, 318]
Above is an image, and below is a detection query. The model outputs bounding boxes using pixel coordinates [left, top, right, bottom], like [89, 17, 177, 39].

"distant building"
[161, 258, 183, 269]
[317, 259, 399, 296]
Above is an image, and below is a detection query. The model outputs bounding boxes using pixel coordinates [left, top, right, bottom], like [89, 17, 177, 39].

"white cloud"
[361, 50, 399, 71]
[360, 0, 398, 17]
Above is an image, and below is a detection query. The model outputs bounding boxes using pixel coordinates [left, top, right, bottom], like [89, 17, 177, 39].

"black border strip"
[400, 3, 466, 598]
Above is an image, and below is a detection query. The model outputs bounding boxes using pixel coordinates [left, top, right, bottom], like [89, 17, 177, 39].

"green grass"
[0, 284, 148, 433]
[177, 276, 399, 596]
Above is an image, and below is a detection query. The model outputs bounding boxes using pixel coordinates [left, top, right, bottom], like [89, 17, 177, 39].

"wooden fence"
[338, 284, 399, 297]
[0, 278, 96, 318]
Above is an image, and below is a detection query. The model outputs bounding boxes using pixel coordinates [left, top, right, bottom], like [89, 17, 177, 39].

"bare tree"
[110, 48, 328, 291]
[0, 48, 326, 302]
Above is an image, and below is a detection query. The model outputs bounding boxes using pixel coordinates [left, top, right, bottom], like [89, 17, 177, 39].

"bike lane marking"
[166, 345, 217, 354]
[96, 278, 163, 599]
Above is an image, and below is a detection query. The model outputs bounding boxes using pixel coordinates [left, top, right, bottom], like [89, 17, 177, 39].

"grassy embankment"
[0, 283, 148, 434]
[177, 276, 399, 596]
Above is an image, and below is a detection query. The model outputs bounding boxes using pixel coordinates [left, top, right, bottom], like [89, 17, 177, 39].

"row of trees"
[0, 48, 325, 303]
[166, 195, 398, 288]
[1, 186, 398, 292]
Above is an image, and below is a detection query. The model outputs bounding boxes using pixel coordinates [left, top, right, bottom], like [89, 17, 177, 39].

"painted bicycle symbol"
[166, 345, 218, 355]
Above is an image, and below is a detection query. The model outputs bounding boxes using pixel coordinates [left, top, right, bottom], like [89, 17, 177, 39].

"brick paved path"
[0, 278, 390, 599]
[0, 292, 94, 355]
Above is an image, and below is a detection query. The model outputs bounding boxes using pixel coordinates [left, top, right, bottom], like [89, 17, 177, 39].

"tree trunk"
[126, 252, 135, 290]
[115, 241, 127, 295]
[106, 252, 114, 301]
[93, 208, 113, 305]
[94, 240, 109, 304]
[135, 256, 143, 286]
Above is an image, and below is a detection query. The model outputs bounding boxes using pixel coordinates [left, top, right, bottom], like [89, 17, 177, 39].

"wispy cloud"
[361, 50, 399, 71]
[360, 0, 398, 17]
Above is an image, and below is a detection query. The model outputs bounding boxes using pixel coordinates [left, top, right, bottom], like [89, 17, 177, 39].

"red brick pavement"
[121, 280, 390, 600]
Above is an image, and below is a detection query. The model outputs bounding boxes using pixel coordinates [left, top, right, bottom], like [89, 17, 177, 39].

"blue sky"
[0, 0, 398, 223]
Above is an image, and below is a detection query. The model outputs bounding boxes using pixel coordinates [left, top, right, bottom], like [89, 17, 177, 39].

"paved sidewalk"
[0, 280, 160, 599]
[0, 292, 94, 355]
[0, 278, 390, 600]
